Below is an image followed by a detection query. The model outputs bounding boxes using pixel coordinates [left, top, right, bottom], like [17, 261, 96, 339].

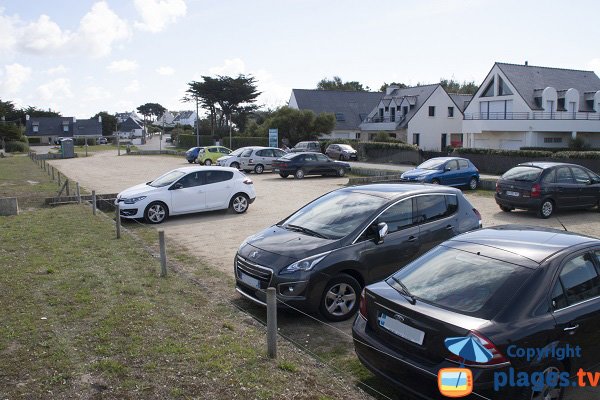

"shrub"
[553, 151, 600, 160]
[361, 142, 418, 151]
[372, 131, 399, 143]
[454, 148, 552, 158]
[5, 141, 29, 153]
[176, 134, 216, 148]
[221, 136, 269, 149]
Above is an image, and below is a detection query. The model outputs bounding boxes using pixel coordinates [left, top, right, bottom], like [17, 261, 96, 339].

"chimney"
[386, 85, 400, 95]
[525, 61, 529, 66]
[98, 115, 102, 123]
[26, 114, 30, 121]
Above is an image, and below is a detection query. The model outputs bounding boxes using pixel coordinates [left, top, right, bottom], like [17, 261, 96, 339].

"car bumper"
[495, 194, 541, 211]
[114, 200, 146, 219]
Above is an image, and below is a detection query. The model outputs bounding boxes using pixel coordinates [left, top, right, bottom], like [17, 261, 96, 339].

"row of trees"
[317, 76, 479, 95]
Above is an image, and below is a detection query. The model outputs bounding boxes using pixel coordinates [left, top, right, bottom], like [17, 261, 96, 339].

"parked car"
[325, 143, 358, 161]
[272, 152, 350, 179]
[495, 162, 600, 218]
[401, 157, 480, 189]
[216, 146, 259, 169]
[235, 184, 482, 321]
[115, 166, 256, 224]
[96, 137, 108, 145]
[165, 135, 172, 143]
[197, 146, 232, 166]
[353, 225, 600, 399]
[290, 141, 321, 153]
[53, 137, 65, 145]
[185, 147, 204, 163]
[239, 147, 287, 174]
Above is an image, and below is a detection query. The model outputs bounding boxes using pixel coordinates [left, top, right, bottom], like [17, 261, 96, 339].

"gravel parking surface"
[49, 150, 600, 277]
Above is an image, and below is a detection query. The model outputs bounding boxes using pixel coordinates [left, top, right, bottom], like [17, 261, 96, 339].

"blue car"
[401, 157, 479, 189]
[185, 147, 204, 163]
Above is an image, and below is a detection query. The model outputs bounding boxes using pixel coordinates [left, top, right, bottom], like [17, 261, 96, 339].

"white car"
[216, 146, 261, 169]
[239, 147, 287, 174]
[115, 166, 256, 224]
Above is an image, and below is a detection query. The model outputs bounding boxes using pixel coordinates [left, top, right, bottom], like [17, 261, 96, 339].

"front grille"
[236, 255, 273, 284]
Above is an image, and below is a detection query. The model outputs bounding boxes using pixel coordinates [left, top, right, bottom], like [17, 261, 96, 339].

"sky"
[1, 0, 600, 119]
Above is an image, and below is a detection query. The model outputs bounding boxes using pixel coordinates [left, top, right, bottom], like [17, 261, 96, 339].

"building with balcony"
[463, 62, 600, 149]
[359, 84, 471, 151]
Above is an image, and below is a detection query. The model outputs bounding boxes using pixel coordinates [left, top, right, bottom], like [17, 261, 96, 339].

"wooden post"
[92, 190, 96, 215]
[51, 166, 55, 181]
[57, 172, 61, 186]
[267, 287, 277, 359]
[65, 180, 70, 196]
[116, 203, 121, 239]
[76, 182, 81, 204]
[159, 230, 167, 277]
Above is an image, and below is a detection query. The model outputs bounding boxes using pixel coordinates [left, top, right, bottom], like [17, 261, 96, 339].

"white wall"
[406, 86, 464, 151]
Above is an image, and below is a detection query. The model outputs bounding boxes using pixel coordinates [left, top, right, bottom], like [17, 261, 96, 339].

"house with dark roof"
[288, 89, 382, 140]
[360, 84, 472, 151]
[172, 110, 197, 127]
[463, 62, 600, 149]
[117, 117, 145, 139]
[115, 111, 142, 124]
[25, 116, 102, 144]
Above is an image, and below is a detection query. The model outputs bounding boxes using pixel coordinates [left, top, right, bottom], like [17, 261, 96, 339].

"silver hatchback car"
[240, 147, 287, 174]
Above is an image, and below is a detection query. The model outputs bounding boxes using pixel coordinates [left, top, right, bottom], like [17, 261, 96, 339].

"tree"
[0, 123, 23, 144]
[440, 79, 479, 95]
[317, 76, 369, 91]
[253, 107, 335, 144]
[137, 103, 167, 122]
[379, 82, 408, 92]
[92, 112, 118, 136]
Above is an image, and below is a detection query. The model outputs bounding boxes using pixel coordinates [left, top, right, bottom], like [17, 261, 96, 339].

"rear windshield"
[388, 246, 531, 319]
[339, 144, 354, 150]
[502, 166, 542, 182]
[281, 153, 298, 160]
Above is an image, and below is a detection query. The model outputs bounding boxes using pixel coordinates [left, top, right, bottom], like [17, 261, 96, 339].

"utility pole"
[195, 98, 200, 147]
[160, 115, 164, 152]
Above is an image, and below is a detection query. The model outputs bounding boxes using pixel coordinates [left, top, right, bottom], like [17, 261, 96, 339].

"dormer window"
[63, 125, 69, 132]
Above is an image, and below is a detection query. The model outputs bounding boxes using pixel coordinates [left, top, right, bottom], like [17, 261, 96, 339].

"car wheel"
[279, 173, 289, 178]
[320, 274, 362, 322]
[468, 177, 478, 190]
[514, 363, 564, 400]
[230, 193, 249, 214]
[500, 205, 513, 212]
[230, 162, 240, 169]
[144, 201, 168, 224]
[337, 167, 346, 177]
[254, 164, 264, 174]
[339, 154, 344, 161]
[187, 160, 193, 164]
[538, 199, 554, 219]
[431, 179, 440, 185]
[294, 169, 305, 179]
[243, 169, 251, 173]
[204, 159, 212, 166]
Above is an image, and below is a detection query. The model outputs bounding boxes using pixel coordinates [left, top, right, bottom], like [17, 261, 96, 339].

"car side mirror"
[444, 167, 452, 172]
[376, 222, 388, 244]
[171, 182, 183, 190]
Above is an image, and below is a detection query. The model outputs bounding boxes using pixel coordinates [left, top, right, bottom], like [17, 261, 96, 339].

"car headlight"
[281, 252, 330, 274]
[123, 196, 147, 204]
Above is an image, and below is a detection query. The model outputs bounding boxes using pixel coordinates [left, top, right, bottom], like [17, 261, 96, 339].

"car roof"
[342, 183, 462, 200]
[172, 166, 239, 173]
[425, 157, 467, 162]
[447, 225, 599, 266]
[517, 161, 580, 169]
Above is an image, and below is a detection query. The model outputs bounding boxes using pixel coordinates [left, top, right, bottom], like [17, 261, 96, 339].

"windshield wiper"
[391, 276, 417, 305]
[285, 224, 329, 239]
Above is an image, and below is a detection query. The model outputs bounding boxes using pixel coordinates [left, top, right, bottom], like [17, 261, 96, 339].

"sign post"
[268, 128, 278, 148]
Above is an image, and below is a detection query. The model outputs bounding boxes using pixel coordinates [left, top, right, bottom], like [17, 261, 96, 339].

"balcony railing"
[361, 115, 405, 124]
[464, 111, 600, 120]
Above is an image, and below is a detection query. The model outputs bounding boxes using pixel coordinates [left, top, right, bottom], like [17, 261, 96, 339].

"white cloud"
[107, 59, 138, 72]
[587, 58, 600, 75]
[46, 65, 68, 75]
[125, 80, 140, 93]
[134, 0, 187, 33]
[37, 78, 73, 101]
[76, 2, 130, 58]
[208, 58, 246, 76]
[254, 69, 290, 109]
[156, 66, 175, 76]
[18, 14, 72, 54]
[84, 85, 111, 101]
[0, 8, 18, 53]
[0, 63, 32, 94]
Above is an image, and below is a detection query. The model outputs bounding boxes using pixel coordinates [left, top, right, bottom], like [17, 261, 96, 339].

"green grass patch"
[0, 155, 60, 208]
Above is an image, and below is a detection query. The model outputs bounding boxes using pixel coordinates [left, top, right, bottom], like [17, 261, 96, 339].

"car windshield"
[187, 147, 197, 152]
[149, 170, 187, 187]
[281, 153, 297, 160]
[339, 144, 354, 150]
[418, 159, 445, 170]
[502, 166, 542, 182]
[281, 191, 388, 240]
[229, 148, 247, 156]
[388, 246, 531, 319]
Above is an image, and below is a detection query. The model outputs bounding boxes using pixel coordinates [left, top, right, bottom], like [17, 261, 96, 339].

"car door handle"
[445, 224, 453, 230]
[407, 236, 417, 242]
[563, 324, 579, 332]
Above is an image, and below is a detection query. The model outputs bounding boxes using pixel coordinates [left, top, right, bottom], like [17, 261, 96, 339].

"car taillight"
[243, 178, 253, 185]
[531, 183, 541, 198]
[446, 330, 509, 366]
[495, 181, 501, 194]
[358, 289, 367, 320]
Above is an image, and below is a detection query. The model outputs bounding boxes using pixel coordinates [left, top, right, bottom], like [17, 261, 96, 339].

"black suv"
[235, 184, 482, 321]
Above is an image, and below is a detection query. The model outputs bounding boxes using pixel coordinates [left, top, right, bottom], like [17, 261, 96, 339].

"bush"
[361, 142, 418, 151]
[454, 147, 553, 158]
[5, 141, 29, 153]
[553, 151, 600, 160]
[372, 131, 400, 143]
[176, 134, 217, 148]
[222, 136, 269, 149]
[27, 137, 41, 144]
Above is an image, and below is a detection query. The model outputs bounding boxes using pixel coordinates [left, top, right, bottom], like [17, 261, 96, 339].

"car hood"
[401, 168, 439, 178]
[217, 155, 233, 162]
[239, 226, 338, 264]
[117, 182, 163, 199]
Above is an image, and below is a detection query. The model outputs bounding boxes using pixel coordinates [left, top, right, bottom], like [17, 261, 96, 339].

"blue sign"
[268, 128, 278, 148]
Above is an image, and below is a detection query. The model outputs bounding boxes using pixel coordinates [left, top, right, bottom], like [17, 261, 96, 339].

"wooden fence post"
[267, 287, 277, 359]
[92, 190, 96, 215]
[57, 172, 61, 186]
[115, 203, 121, 239]
[51, 166, 55, 181]
[76, 182, 81, 204]
[159, 230, 167, 277]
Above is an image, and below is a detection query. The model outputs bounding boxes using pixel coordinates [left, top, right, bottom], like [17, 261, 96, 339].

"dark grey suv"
[235, 184, 482, 321]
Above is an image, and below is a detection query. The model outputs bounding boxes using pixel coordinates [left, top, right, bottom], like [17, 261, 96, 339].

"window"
[481, 78, 495, 97]
[448, 107, 454, 117]
[205, 170, 233, 185]
[551, 281, 568, 310]
[554, 138, 562, 143]
[457, 159, 469, 170]
[413, 133, 420, 146]
[556, 167, 575, 184]
[397, 106, 401, 111]
[557, 254, 600, 307]
[379, 109, 384, 117]
[33, 125, 39, 132]
[241, 149, 253, 157]
[63, 125, 69, 132]
[315, 154, 328, 162]
[428, 106, 435, 117]
[208, 147, 218, 153]
[498, 76, 513, 96]
[450, 133, 463, 148]
[445, 160, 459, 171]
[378, 199, 415, 233]
[446, 195, 458, 214]
[177, 171, 204, 188]
[416, 195, 451, 224]
[304, 154, 317, 162]
[335, 112, 345, 122]
[384, 106, 389, 112]
[219, 147, 230, 154]
[571, 167, 592, 184]
[541, 169, 556, 184]
[273, 149, 286, 157]
[403, 106, 408, 115]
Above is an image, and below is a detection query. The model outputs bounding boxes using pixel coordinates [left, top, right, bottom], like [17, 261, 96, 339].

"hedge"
[454, 147, 553, 158]
[361, 142, 418, 152]
[553, 151, 600, 160]
[222, 136, 269, 149]
[5, 141, 29, 153]
[177, 134, 218, 148]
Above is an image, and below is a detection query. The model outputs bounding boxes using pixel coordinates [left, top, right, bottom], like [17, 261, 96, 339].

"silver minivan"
[240, 147, 287, 174]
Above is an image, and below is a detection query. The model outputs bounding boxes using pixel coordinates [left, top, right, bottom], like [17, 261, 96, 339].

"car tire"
[431, 179, 440, 185]
[144, 201, 169, 224]
[254, 164, 264, 174]
[513, 362, 565, 400]
[204, 159, 212, 166]
[319, 274, 362, 322]
[337, 167, 346, 177]
[500, 205, 513, 212]
[230, 162, 240, 169]
[468, 177, 478, 190]
[187, 160, 193, 164]
[279, 173, 289, 178]
[339, 154, 344, 161]
[538, 199, 554, 219]
[294, 169, 305, 179]
[229, 193, 249, 214]
[243, 169, 251, 173]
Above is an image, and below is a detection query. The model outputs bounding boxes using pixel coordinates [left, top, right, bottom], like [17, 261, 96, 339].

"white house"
[115, 111, 142, 124]
[172, 111, 198, 127]
[360, 84, 471, 151]
[117, 117, 145, 139]
[462, 62, 600, 149]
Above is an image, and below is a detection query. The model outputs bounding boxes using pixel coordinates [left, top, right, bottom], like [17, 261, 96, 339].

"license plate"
[379, 313, 425, 345]
[506, 190, 520, 197]
[273, 168, 280, 172]
[239, 271, 260, 289]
